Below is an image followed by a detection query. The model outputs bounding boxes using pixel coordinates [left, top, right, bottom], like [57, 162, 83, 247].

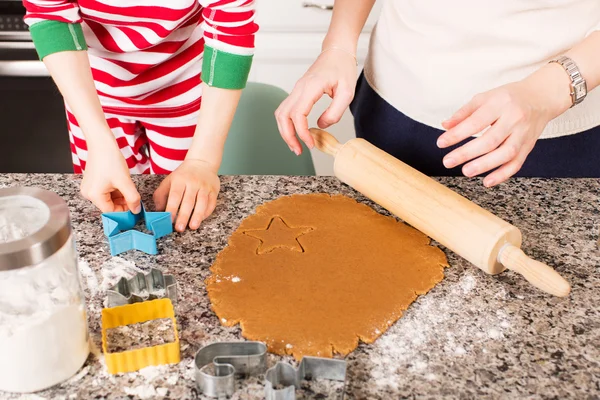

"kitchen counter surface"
[0, 174, 598, 400]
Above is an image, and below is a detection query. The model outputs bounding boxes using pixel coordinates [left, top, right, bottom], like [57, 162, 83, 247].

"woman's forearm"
[185, 83, 242, 171]
[566, 31, 600, 90]
[43, 51, 116, 147]
[525, 30, 600, 119]
[322, 0, 376, 53]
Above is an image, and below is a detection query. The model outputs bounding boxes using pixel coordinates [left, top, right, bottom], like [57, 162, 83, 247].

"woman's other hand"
[275, 47, 357, 155]
[437, 63, 573, 187]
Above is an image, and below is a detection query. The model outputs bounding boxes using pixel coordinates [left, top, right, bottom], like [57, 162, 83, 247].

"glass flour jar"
[0, 187, 90, 393]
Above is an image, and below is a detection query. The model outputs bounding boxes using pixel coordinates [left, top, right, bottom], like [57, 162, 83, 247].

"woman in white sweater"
[276, 0, 600, 186]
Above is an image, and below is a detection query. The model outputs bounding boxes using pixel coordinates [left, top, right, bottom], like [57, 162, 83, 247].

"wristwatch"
[549, 56, 587, 107]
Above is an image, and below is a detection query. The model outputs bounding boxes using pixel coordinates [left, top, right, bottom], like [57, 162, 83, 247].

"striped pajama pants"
[66, 106, 199, 174]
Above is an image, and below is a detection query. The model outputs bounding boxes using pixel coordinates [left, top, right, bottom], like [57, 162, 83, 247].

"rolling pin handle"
[309, 128, 342, 157]
[498, 244, 571, 297]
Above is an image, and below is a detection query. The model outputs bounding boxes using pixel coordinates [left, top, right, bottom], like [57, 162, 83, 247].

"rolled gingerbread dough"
[206, 194, 448, 360]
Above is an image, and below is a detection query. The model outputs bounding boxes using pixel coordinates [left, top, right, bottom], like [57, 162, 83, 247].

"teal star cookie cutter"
[101, 204, 173, 256]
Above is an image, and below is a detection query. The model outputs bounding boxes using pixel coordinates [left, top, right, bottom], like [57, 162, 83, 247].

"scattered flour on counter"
[124, 384, 157, 399]
[494, 286, 508, 299]
[78, 259, 99, 295]
[138, 365, 170, 383]
[461, 274, 476, 294]
[368, 272, 513, 390]
[408, 359, 428, 372]
[184, 359, 197, 381]
[99, 257, 145, 291]
[166, 375, 179, 385]
[115, 362, 182, 398]
[222, 275, 241, 283]
[88, 355, 117, 388]
[488, 328, 504, 339]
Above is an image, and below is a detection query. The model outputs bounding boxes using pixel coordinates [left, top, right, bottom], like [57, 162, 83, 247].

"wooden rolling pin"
[310, 128, 571, 297]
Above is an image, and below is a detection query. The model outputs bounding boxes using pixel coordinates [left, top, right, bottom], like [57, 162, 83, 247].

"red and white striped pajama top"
[23, 0, 257, 173]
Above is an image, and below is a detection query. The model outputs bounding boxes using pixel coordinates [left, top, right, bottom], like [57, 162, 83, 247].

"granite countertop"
[0, 174, 598, 400]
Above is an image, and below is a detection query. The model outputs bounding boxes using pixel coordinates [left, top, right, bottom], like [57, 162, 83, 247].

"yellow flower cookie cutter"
[101, 298, 180, 374]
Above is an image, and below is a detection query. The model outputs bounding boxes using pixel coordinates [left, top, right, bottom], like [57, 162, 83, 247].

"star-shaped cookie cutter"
[101, 204, 173, 256]
[265, 357, 347, 400]
[106, 268, 178, 308]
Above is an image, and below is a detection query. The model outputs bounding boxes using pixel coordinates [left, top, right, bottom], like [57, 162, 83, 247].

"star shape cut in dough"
[243, 217, 314, 255]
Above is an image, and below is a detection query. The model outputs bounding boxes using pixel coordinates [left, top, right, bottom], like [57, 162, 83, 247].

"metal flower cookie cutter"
[106, 268, 177, 308]
[194, 341, 267, 398]
[101, 204, 172, 256]
[101, 298, 180, 374]
[265, 357, 347, 400]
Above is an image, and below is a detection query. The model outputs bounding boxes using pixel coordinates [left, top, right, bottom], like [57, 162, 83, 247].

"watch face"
[575, 83, 587, 100]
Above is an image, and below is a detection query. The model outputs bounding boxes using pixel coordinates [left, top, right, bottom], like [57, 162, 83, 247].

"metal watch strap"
[549, 56, 587, 107]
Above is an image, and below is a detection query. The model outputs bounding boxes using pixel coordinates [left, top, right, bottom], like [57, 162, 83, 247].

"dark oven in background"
[0, 0, 72, 173]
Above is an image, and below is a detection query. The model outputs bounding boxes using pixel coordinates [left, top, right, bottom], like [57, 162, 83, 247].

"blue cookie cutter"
[101, 204, 173, 256]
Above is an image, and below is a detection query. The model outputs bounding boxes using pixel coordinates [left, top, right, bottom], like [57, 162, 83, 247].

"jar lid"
[0, 187, 72, 271]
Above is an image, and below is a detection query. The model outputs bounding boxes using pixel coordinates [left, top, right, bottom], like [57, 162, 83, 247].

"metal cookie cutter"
[101, 203, 172, 256]
[107, 268, 177, 308]
[194, 341, 267, 398]
[265, 357, 347, 400]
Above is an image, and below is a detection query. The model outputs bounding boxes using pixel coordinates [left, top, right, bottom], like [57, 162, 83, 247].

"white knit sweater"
[364, 0, 600, 139]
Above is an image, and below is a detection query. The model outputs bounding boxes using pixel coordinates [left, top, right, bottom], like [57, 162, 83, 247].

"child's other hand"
[80, 140, 141, 213]
[153, 159, 220, 232]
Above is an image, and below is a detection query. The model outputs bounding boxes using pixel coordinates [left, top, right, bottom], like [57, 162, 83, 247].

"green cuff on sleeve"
[29, 20, 87, 60]
[202, 45, 253, 90]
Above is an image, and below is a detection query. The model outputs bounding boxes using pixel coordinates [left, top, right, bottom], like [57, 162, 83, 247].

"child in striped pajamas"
[22, 0, 257, 232]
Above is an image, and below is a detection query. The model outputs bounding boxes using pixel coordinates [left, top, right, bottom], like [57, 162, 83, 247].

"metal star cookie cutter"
[265, 357, 347, 400]
[194, 341, 268, 398]
[107, 268, 177, 308]
[101, 203, 172, 256]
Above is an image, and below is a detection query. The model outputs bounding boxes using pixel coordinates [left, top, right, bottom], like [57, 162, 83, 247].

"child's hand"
[80, 141, 141, 213]
[153, 159, 220, 232]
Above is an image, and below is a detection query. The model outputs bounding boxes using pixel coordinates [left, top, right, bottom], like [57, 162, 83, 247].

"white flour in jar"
[0, 304, 90, 393]
[0, 236, 90, 393]
[0, 195, 49, 244]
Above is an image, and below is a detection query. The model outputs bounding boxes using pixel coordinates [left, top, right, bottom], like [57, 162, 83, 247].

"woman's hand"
[437, 63, 573, 187]
[153, 159, 220, 232]
[275, 48, 357, 154]
[80, 137, 141, 213]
